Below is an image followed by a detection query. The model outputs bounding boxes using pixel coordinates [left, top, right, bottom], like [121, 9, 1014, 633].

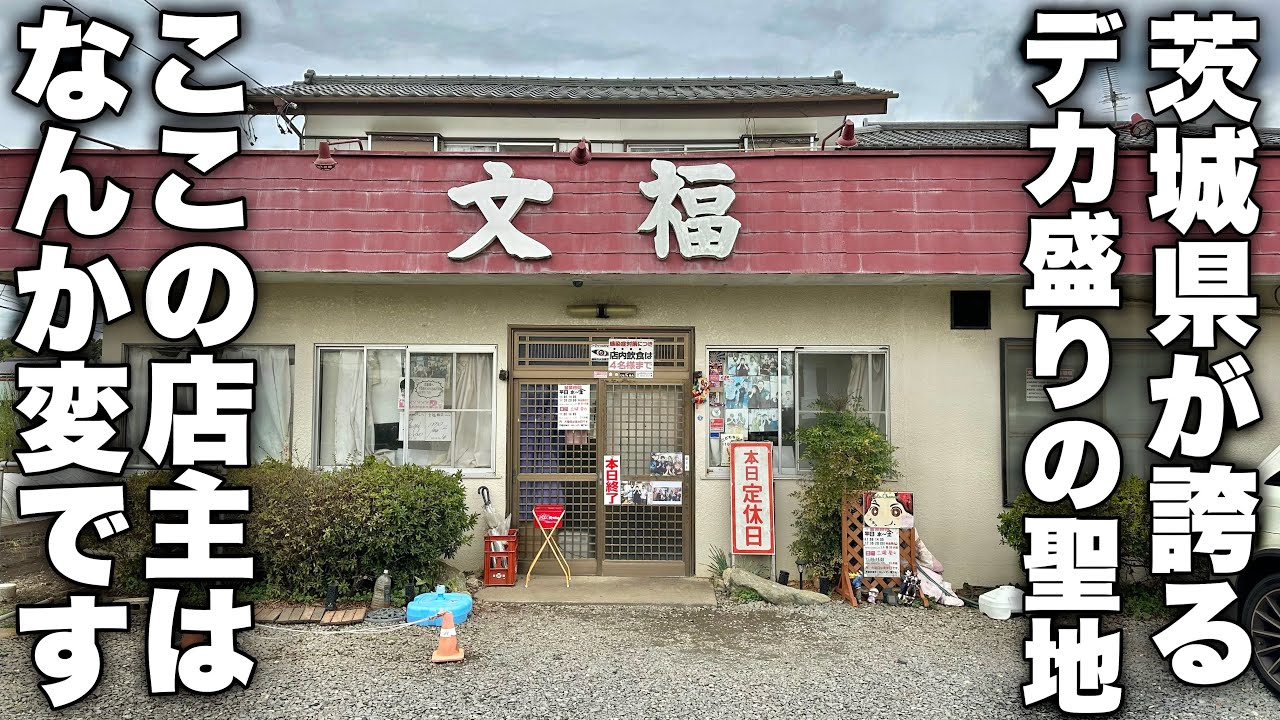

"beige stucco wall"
[102, 280, 1280, 588]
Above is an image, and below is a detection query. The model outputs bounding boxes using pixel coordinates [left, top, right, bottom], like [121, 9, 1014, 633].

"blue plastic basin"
[406, 585, 473, 627]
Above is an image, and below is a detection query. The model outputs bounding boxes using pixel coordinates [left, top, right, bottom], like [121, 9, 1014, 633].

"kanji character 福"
[1023, 517, 1119, 612]
[14, 127, 133, 239]
[1032, 314, 1109, 410]
[447, 162, 553, 260]
[1150, 464, 1257, 575]
[14, 7, 131, 122]
[1152, 582, 1251, 685]
[1025, 110, 1118, 206]
[148, 588, 255, 694]
[1022, 10, 1125, 107]
[639, 159, 741, 260]
[142, 354, 255, 468]
[144, 245, 256, 347]
[13, 243, 131, 355]
[1148, 12, 1259, 123]
[16, 484, 129, 586]
[1022, 211, 1122, 308]
[14, 361, 131, 474]
[1149, 126, 1259, 236]
[1150, 240, 1257, 348]
[1148, 353, 1259, 459]
[1024, 617, 1122, 713]
[16, 595, 130, 709]
[1024, 419, 1121, 510]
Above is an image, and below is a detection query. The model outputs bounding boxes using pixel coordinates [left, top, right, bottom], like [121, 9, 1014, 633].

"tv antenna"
[1098, 66, 1129, 123]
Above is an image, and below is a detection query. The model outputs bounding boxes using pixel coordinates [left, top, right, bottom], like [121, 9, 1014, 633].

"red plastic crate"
[483, 530, 519, 587]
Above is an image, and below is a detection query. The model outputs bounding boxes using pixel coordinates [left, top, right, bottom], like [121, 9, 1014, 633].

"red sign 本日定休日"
[730, 442, 774, 555]
[534, 504, 565, 530]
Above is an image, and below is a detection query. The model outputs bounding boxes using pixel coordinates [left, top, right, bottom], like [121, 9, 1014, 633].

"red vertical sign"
[730, 442, 774, 555]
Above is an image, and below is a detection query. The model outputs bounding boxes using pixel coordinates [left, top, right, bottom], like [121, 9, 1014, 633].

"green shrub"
[789, 397, 899, 580]
[706, 545, 729, 580]
[997, 474, 1152, 576]
[91, 458, 477, 601]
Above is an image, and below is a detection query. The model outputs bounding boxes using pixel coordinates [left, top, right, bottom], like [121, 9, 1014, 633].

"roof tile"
[247, 72, 897, 102]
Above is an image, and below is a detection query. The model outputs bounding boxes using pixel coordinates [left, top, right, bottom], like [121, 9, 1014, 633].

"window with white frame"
[626, 142, 742, 153]
[743, 134, 817, 150]
[315, 345, 496, 471]
[124, 345, 295, 465]
[441, 140, 556, 153]
[706, 347, 889, 474]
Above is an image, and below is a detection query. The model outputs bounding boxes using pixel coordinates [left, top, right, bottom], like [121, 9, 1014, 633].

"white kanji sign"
[639, 159, 741, 260]
[447, 161, 553, 260]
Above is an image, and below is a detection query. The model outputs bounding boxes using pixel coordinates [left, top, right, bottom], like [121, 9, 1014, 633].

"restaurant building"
[3, 73, 1279, 587]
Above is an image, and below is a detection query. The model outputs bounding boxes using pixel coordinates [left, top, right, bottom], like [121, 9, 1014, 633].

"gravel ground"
[1, 600, 1276, 719]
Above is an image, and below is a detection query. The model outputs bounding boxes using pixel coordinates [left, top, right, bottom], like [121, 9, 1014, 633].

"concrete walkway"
[476, 576, 716, 606]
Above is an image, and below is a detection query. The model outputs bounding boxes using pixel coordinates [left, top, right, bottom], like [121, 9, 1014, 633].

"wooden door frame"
[506, 325, 696, 576]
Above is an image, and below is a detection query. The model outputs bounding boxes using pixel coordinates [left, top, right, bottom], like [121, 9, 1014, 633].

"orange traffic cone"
[430, 611, 464, 664]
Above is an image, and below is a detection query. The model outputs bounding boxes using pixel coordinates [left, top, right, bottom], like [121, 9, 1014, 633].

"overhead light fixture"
[314, 138, 364, 171]
[566, 304, 637, 319]
[1119, 112, 1156, 139]
[569, 139, 591, 165]
[820, 117, 858, 150]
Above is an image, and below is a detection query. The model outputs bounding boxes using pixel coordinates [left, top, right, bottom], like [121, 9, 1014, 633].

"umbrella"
[478, 486, 511, 552]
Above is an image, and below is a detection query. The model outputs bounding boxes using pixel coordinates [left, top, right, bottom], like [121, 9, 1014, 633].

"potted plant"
[789, 396, 900, 588]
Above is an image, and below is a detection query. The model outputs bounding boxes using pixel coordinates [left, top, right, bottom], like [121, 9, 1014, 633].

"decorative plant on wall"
[789, 395, 899, 582]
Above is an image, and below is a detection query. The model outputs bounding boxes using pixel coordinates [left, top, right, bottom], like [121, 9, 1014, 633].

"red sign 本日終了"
[534, 504, 565, 530]
[730, 442, 774, 554]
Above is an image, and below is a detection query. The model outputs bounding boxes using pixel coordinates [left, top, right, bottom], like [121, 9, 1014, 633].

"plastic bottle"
[372, 570, 392, 609]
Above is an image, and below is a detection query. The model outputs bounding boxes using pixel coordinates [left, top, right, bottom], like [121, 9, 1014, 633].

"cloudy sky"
[0, 0, 1277, 152]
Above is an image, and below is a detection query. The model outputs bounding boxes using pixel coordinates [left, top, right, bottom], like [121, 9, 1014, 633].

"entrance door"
[509, 328, 693, 577]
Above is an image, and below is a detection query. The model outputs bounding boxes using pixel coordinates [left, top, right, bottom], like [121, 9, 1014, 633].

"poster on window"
[650, 480, 683, 505]
[407, 411, 453, 442]
[557, 384, 590, 430]
[862, 528, 901, 577]
[1025, 367, 1075, 403]
[618, 480, 653, 505]
[405, 377, 447, 410]
[608, 338, 654, 378]
[649, 452, 683, 476]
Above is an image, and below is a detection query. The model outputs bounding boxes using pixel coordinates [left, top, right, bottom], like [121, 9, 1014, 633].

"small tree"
[789, 396, 899, 580]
